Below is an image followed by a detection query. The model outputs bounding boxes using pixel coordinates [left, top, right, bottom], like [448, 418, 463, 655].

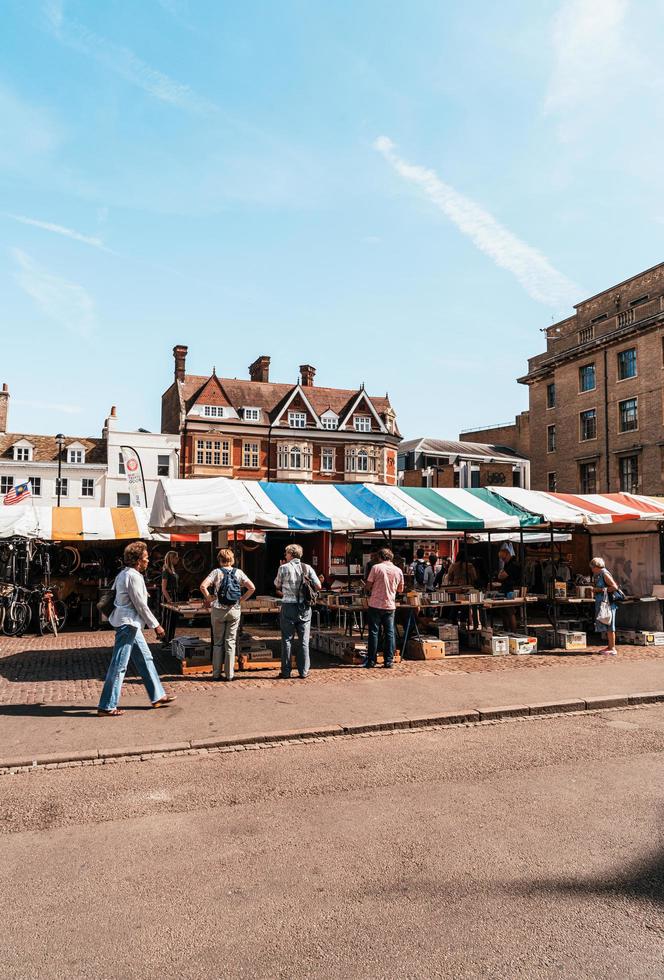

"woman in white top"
[98, 541, 175, 716]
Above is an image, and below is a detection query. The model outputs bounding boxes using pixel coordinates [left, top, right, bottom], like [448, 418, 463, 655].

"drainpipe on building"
[603, 348, 610, 491]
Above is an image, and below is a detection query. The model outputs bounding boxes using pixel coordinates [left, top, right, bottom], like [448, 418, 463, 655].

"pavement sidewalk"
[2, 657, 664, 767]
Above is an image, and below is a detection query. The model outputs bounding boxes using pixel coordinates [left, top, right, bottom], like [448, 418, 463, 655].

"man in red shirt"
[365, 547, 405, 668]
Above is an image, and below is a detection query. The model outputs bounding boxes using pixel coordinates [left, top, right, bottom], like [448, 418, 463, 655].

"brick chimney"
[0, 383, 8, 433]
[249, 355, 271, 383]
[300, 364, 316, 387]
[173, 345, 188, 382]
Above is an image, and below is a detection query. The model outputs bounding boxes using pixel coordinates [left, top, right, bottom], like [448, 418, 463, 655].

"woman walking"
[98, 541, 176, 716]
[591, 557, 620, 656]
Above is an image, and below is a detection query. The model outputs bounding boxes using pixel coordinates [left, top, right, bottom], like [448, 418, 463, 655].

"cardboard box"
[482, 635, 510, 656]
[508, 635, 538, 655]
[555, 630, 586, 651]
[406, 637, 446, 660]
[632, 631, 664, 646]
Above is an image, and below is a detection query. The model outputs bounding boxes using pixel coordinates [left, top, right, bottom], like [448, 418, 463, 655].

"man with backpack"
[274, 543, 321, 679]
[201, 548, 255, 681]
[410, 548, 428, 589]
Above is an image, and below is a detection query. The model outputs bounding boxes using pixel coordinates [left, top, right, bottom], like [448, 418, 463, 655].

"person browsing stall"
[160, 550, 180, 647]
[274, 544, 321, 679]
[423, 553, 438, 592]
[365, 547, 404, 669]
[201, 549, 255, 682]
[496, 541, 522, 633]
[590, 557, 621, 656]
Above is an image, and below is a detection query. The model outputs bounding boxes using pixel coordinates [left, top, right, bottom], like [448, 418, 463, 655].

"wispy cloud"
[545, 0, 630, 118]
[11, 248, 97, 338]
[6, 213, 107, 250]
[374, 136, 581, 309]
[44, 1, 217, 115]
[14, 398, 82, 415]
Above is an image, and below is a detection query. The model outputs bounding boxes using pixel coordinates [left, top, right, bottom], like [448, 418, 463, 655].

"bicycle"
[35, 586, 67, 636]
[1, 584, 32, 637]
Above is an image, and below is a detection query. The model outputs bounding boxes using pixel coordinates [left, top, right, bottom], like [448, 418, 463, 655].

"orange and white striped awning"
[0, 505, 208, 542]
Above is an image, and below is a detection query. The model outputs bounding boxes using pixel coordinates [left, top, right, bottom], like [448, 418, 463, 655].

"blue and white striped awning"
[149, 478, 541, 533]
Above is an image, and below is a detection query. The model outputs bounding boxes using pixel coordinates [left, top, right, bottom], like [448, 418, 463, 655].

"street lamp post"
[55, 433, 65, 507]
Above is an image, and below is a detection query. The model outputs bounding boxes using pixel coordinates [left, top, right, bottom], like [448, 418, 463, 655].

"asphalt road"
[1, 708, 663, 979]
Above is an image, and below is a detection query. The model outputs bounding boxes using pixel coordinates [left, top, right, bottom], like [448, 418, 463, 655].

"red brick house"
[161, 347, 401, 485]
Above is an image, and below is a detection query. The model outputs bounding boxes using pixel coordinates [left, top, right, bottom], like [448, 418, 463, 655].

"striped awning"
[0, 505, 208, 541]
[491, 489, 664, 525]
[150, 478, 541, 532]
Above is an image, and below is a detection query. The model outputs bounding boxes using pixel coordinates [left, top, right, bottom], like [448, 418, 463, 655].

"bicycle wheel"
[3, 600, 30, 637]
[46, 600, 67, 636]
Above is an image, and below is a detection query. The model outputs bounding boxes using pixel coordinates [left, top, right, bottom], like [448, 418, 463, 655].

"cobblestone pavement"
[2, 627, 664, 704]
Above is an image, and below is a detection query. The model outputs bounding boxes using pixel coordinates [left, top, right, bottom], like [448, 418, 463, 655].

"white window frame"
[14, 446, 31, 462]
[118, 451, 125, 475]
[55, 477, 69, 498]
[203, 405, 225, 418]
[354, 415, 372, 433]
[81, 478, 95, 498]
[243, 442, 260, 469]
[243, 407, 260, 422]
[68, 448, 84, 464]
[277, 443, 312, 471]
[288, 411, 307, 429]
[321, 448, 335, 472]
[157, 454, 170, 477]
[30, 476, 41, 497]
[0, 476, 14, 495]
[345, 448, 377, 473]
[321, 414, 338, 430]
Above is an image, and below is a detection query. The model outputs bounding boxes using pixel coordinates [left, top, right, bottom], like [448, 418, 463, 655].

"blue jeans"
[280, 603, 311, 677]
[99, 624, 166, 711]
[367, 607, 396, 666]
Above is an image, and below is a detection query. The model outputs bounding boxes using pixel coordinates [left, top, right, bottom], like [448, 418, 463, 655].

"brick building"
[161, 346, 401, 485]
[517, 262, 664, 494]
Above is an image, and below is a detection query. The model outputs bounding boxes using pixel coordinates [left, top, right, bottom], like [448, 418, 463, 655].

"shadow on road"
[0, 702, 156, 717]
[512, 847, 664, 905]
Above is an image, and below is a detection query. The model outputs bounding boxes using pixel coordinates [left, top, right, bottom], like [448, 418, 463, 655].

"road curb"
[2, 691, 664, 773]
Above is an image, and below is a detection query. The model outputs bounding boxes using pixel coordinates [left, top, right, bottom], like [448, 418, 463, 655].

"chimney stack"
[0, 383, 8, 433]
[173, 345, 188, 383]
[300, 364, 316, 387]
[249, 355, 271, 383]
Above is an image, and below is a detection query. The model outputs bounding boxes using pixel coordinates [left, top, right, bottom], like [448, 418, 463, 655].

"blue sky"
[2, 0, 663, 441]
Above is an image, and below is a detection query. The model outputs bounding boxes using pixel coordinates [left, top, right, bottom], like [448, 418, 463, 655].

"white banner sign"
[121, 445, 147, 508]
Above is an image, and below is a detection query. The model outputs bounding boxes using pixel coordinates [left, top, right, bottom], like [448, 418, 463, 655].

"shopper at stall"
[496, 542, 522, 633]
[160, 550, 181, 647]
[410, 548, 428, 588]
[201, 549, 255, 681]
[365, 547, 405, 668]
[447, 557, 478, 587]
[274, 544, 321, 679]
[591, 557, 620, 656]
[423, 553, 438, 592]
[98, 541, 175, 716]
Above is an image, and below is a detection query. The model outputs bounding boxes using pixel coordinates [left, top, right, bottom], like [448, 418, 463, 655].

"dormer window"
[203, 405, 225, 418]
[288, 411, 307, 428]
[321, 412, 338, 430]
[68, 448, 85, 464]
[13, 445, 32, 462]
[354, 416, 371, 433]
[243, 407, 260, 422]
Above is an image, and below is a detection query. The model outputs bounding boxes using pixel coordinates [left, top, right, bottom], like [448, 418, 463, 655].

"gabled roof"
[0, 434, 107, 464]
[271, 385, 321, 427]
[192, 374, 233, 408]
[338, 389, 387, 433]
[179, 372, 399, 431]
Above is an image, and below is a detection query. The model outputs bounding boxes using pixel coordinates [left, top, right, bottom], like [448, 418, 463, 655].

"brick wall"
[459, 411, 530, 457]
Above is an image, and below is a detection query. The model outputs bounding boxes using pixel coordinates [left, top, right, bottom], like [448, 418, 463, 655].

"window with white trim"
[118, 452, 125, 475]
[203, 405, 225, 418]
[288, 411, 307, 428]
[321, 415, 338, 430]
[81, 478, 95, 497]
[1, 476, 14, 495]
[196, 439, 230, 466]
[157, 454, 170, 477]
[345, 448, 376, 473]
[321, 448, 335, 472]
[117, 492, 130, 508]
[277, 443, 312, 470]
[354, 415, 371, 432]
[243, 407, 260, 422]
[13, 446, 31, 462]
[30, 477, 41, 497]
[243, 442, 260, 468]
[68, 448, 84, 464]
[55, 478, 68, 498]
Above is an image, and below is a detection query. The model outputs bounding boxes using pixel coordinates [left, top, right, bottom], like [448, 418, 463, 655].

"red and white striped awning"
[492, 489, 664, 525]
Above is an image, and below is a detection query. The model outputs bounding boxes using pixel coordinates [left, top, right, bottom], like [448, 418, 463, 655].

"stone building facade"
[519, 262, 664, 494]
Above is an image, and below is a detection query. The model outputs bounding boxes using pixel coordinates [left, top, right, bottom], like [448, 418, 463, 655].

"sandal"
[97, 708, 124, 716]
[152, 695, 177, 708]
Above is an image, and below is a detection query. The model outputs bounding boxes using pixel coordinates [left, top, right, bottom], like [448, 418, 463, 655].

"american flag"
[3, 481, 32, 506]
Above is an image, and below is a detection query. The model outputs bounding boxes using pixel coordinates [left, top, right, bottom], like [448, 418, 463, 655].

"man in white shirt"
[201, 548, 255, 681]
